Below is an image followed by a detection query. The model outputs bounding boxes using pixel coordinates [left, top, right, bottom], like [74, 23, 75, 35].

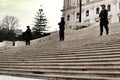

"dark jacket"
[58, 20, 65, 31]
[25, 28, 32, 40]
[99, 9, 108, 24]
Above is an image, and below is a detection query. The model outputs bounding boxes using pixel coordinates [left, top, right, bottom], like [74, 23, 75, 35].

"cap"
[27, 25, 30, 28]
[101, 4, 105, 7]
[61, 17, 64, 19]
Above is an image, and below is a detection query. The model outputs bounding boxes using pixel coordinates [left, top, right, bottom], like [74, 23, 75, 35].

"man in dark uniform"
[25, 26, 32, 45]
[99, 4, 109, 36]
[58, 17, 65, 41]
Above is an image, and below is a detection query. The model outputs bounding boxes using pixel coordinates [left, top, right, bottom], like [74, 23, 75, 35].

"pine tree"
[33, 6, 47, 36]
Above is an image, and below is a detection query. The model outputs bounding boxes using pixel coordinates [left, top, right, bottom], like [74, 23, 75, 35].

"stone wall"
[63, 0, 120, 29]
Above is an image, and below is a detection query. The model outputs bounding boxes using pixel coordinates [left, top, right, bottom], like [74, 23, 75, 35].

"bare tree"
[2, 15, 19, 31]
[1, 15, 19, 44]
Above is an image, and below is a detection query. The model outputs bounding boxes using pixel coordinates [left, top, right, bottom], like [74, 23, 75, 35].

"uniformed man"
[58, 17, 65, 41]
[99, 4, 109, 36]
[25, 26, 32, 45]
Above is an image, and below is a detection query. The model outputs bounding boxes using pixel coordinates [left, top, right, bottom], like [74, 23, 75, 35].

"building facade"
[62, 0, 120, 29]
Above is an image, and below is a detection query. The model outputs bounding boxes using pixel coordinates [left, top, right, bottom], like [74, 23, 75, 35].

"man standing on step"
[99, 4, 109, 36]
[25, 26, 32, 46]
[58, 17, 65, 41]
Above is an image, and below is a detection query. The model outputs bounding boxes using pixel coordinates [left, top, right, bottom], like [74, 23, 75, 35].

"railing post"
[79, 0, 82, 22]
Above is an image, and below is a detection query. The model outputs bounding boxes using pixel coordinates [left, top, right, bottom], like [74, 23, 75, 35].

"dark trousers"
[100, 21, 109, 36]
[26, 40, 30, 46]
[59, 30, 64, 41]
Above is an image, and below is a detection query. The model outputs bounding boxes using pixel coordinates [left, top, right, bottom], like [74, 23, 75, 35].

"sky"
[0, 0, 63, 31]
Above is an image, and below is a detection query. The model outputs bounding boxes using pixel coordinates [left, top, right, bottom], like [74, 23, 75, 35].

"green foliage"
[32, 6, 48, 37]
[31, 31, 50, 40]
[19, 31, 50, 41]
[0, 28, 16, 41]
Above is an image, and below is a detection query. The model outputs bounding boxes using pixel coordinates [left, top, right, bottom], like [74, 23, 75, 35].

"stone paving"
[0, 23, 120, 80]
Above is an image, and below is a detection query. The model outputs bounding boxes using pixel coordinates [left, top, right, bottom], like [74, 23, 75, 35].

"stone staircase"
[0, 23, 120, 80]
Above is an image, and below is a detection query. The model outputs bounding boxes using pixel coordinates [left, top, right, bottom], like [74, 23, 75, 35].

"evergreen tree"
[33, 5, 47, 37]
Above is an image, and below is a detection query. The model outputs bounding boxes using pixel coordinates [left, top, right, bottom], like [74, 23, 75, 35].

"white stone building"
[62, 0, 120, 29]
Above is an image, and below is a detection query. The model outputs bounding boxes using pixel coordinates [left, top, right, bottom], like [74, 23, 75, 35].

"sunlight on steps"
[0, 75, 45, 80]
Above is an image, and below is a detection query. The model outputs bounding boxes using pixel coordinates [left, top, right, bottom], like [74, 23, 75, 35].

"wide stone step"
[1, 49, 120, 59]
[0, 61, 120, 66]
[2, 45, 120, 56]
[34, 47, 120, 55]
[70, 43, 120, 50]
[50, 42, 120, 50]
[55, 49, 120, 55]
[38, 51, 120, 57]
[66, 46, 120, 52]
[2, 65, 119, 71]
[59, 49, 120, 53]
[1, 51, 120, 60]
[1, 57, 120, 63]
[40, 42, 120, 50]
[1, 65, 120, 71]
[1, 53, 120, 61]
[1, 68, 120, 76]
[1, 42, 120, 58]
[1, 47, 120, 56]
[1, 40, 120, 52]
[1, 70, 120, 80]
